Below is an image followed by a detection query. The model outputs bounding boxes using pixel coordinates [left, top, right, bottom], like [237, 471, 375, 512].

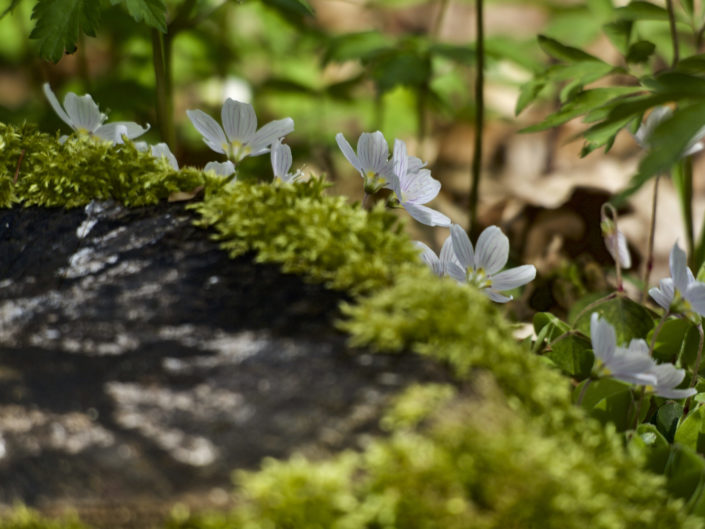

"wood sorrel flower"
[388, 139, 451, 227]
[413, 237, 455, 278]
[187, 99, 294, 163]
[336, 131, 394, 194]
[150, 143, 179, 171]
[271, 139, 302, 183]
[649, 242, 705, 316]
[648, 363, 697, 399]
[43, 83, 150, 144]
[589, 313, 658, 386]
[204, 161, 236, 179]
[444, 223, 536, 302]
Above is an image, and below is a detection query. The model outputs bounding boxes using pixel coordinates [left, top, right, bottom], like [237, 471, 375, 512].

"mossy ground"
[1, 123, 702, 528]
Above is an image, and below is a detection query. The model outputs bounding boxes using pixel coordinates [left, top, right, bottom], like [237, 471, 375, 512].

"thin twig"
[642, 175, 660, 303]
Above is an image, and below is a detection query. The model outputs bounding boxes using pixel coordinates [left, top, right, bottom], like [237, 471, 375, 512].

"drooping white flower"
[589, 314, 658, 386]
[443, 223, 536, 302]
[388, 139, 451, 227]
[649, 242, 705, 316]
[601, 217, 631, 269]
[271, 139, 302, 183]
[43, 83, 150, 144]
[648, 363, 697, 399]
[150, 143, 179, 170]
[187, 98, 294, 163]
[634, 105, 705, 156]
[336, 131, 394, 194]
[204, 161, 236, 179]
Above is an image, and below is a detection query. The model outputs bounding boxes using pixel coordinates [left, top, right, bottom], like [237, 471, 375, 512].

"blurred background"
[0, 0, 688, 315]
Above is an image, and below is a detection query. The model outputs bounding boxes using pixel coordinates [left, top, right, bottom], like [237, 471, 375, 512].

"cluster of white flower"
[590, 313, 696, 399]
[649, 242, 705, 317]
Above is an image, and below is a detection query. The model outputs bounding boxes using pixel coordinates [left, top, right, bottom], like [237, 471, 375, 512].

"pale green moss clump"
[0, 123, 206, 208]
[192, 178, 422, 294]
[0, 506, 86, 529]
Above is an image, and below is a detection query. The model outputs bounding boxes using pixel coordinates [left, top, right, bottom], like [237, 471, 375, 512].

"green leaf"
[643, 72, 705, 98]
[545, 333, 594, 379]
[521, 86, 639, 133]
[0, 0, 23, 19]
[429, 43, 474, 65]
[603, 20, 633, 55]
[534, 311, 570, 340]
[109, 0, 166, 32]
[261, 0, 315, 17]
[649, 318, 699, 364]
[368, 48, 430, 93]
[626, 40, 655, 63]
[574, 378, 631, 409]
[675, 406, 705, 454]
[615, 1, 669, 21]
[573, 295, 655, 344]
[656, 401, 683, 442]
[537, 34, 606, 62]
[682, 0, 695, 16]
[515, 78, 547, 116]
[591, 385, 641, 431]
[663, 444, 705, 501]
[636, 423, 669, 450]
[484, 36, 542, 73]
[676, 54, 705, 75]
[323, 31, 392, 64]
[30, 0, 104, 63]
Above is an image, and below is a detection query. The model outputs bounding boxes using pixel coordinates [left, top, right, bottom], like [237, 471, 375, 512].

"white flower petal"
[400, 169, 441, 205]
[686, 282, 705, 316]
[634, 106, 672, 148]
[670, 242, 690, 293]
[485, 290, 512, 303]
[649, 278, 674, 310]
[42, 83, 73, 128]
[151, 143, 179, 170]
[392, 139, 408, 199]
[475, 226, 509, 275]
[605, 230, 631, 269]
[187, 109, 228, 155]
[95, 122, 150, 142]
[590, 313, 616, 364]
[63, 92, 105, 132]
[357, 131, 389, 173]
[249, 117, 295, 155]
[450, 224, 474, 269]
[335, 132, 362, 174]
[414, 241, 443, 277]
[402, 202, 451, 227]
[222, 99, 257, 143]
[445, 261, 467, 283]
[439, 235, 460, 267]
[491, 265, 536, 291]
[271, 139, 293, 179]
[204, 160, 236, 178]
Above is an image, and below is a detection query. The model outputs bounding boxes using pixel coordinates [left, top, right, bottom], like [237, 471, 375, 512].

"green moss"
[0, 506, 87, 529]
[192, 178, 422, 294]
[0, 123, 206, 208]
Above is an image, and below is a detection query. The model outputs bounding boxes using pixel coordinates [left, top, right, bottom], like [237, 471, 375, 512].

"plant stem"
[673, 158, 695, 268]
[631, 386, 646, 430]
[642, 175, 660, 303]
[151, 29, 176, 150]
[469, 0, 484, 238]
[576, 378, 592, 407]
[569, 291, 619, 328]
[666, 0, 680, 66]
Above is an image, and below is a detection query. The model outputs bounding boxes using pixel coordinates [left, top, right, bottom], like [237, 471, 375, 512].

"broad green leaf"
[574, 378, 631, 408]
[615, 1, 669, 21]
[664, 444, 705, 505]
[533, 311, 570, 339]
[573, 295, 655, 344]
[30, 0, 104, 63]
[675, 405, 705, 454]
[591, 386, 642, 431]
[648, 318, 698, 364]
[323, 31, 391, 64]
[521, 87, 636, 133]
[603, 20, 633, 55]
[109, 0, 166, 32]
[643, 72, 705, 98]
[545, 333, 594, 379]
[625, 101, 705, 197]
[0, 0, 23, 19]
[656, 401, 683, 442]
[261, 0, 315, 17]
[626, 40, 655, 63]
[537, 34, 606, 63]
[543, 61, 616, 85]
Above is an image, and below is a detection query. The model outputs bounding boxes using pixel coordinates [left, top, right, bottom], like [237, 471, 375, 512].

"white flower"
[150, 143, 179, 170]
[444, 223, 536, 302]
[649, 242, 705, 316]
[336, 131, 394, 194]
[43, 83, 150, 144]
[589, 314, 658, 386]
[204, 161, 236, 179]
[388, 139, 451, 227]
[648, 363, 697, 399]
[601, 218, 631, 269]
[271, 139, 302, 183]
[413, 238, 455, 278]
[187, 98, 294, 163]
[634, 105, 705, 156]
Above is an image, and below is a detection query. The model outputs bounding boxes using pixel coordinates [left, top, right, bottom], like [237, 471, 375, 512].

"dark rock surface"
[0, 201, 448, 524]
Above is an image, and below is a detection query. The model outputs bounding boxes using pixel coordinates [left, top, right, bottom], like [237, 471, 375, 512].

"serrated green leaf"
[616, 0, 669, 21]
[573, 295, 655, 344]
[109, 0, 165, 32]
[537, 34, 606, 63]
[1, 0, 23, 19]
[515, 78, 547, 116]
[30, 0, 104, 63]
[603, 20, 633, 55]
[626, 40, 656, 63]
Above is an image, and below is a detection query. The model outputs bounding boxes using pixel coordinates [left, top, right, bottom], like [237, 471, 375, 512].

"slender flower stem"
[569, 292, 619, 328]
[576, 378, 592, 407]
[469, 0, 484, 238]
[642, 175, 660, 303]
[362, 193, 372, 211]
[666, 0, 680, 67]
[631, 386, 647, 430]
[151, 29, 176, 149]
[649, 310, 670, 357]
